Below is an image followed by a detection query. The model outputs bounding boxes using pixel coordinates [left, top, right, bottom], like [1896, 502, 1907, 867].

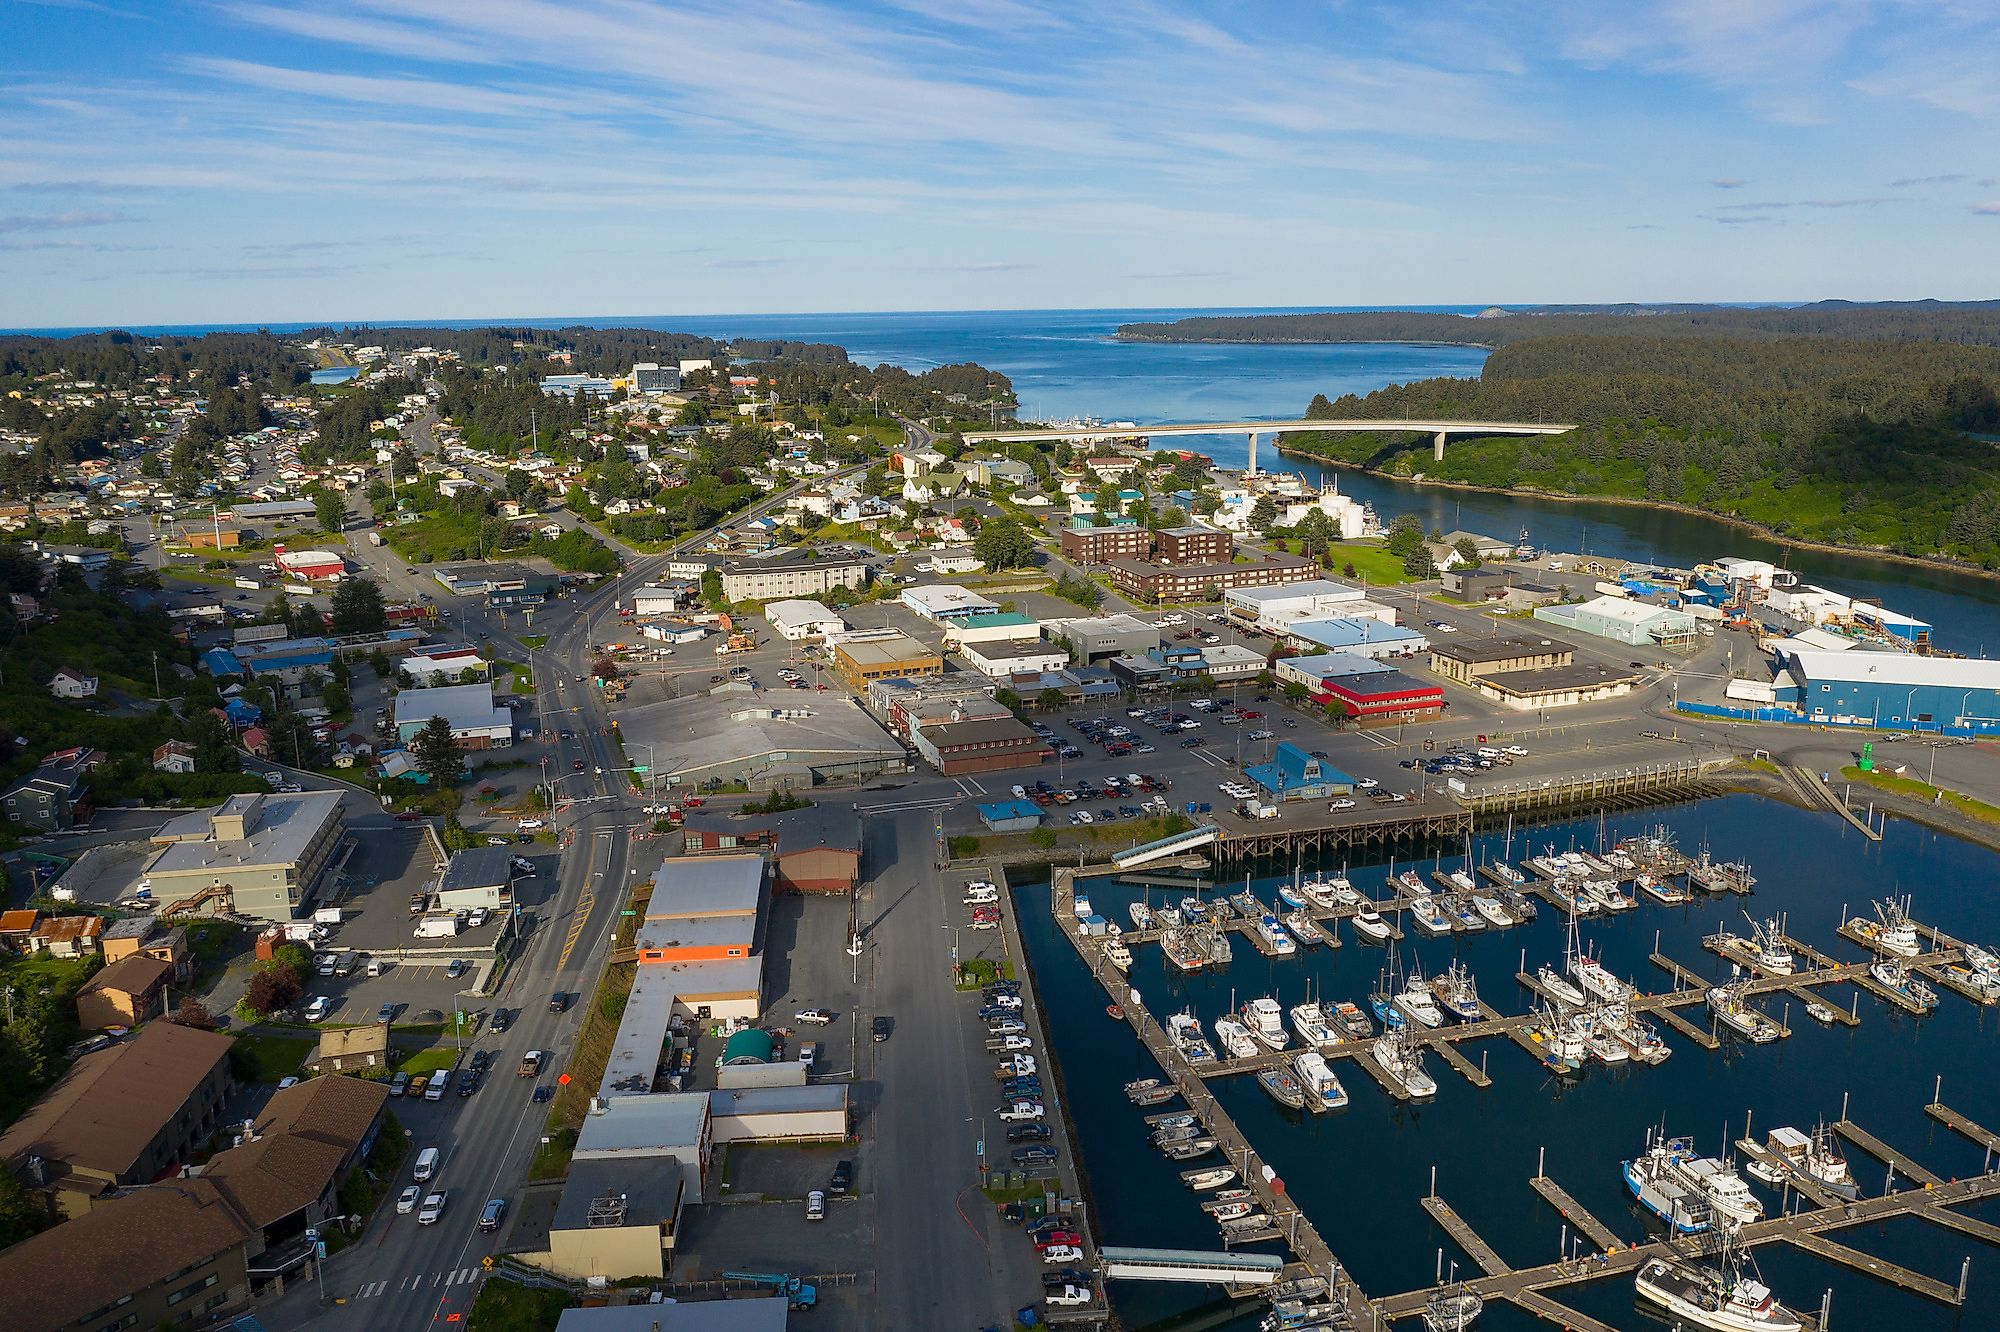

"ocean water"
[1013, 795, 2000, 1331]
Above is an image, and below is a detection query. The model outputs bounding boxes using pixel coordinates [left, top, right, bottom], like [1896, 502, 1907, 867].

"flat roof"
[573, 1091, 710, 1155]
[836, 631, 938, 666]
[903, 583, 999, 613]
[1284, 651, 1394, 680]
[1787, 649, 2000, 690]
[635, 914, 755, 953]
[1480, 663, 1641, 695]
[1288, 617, 1424, 648]
[955, 611, 1036, 629]
[1430, 634, 1568, 663]
[764, 598, 842, 627]
[440, 845, 513, 893]
[1227, 578, 1364, 605]
[394, 681, 509, 729]
[554, 1301, 789, 1332]
[1575, 594, 1690, 625]
[552, 1156, 685, 1234]
[708, 1083, 849, 1116]
[147, 790, 343, 876]
[645, 853, 764, 919]
[921, 715, 1040, 747]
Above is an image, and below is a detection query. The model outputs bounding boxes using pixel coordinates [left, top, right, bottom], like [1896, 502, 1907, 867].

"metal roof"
[1787, 650, 2000, 690]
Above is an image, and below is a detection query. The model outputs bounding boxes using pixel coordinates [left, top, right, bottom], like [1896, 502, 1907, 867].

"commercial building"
[1058, 516, 1151, 564]
[432, 562, 562, 607]
[399, 645, 489, 687]
[1474, 663, 1642, 711]
[635, 853, 762, 965]
[272, 545, 346, 581]
[1246, 743, 1356, 802]
[867, 673, 1001, 737]
[0, 1021, 236, 1217]
[540, 1156, 688, 1282]
[394, 681, 514, 749]
[1106, 553, 1317, 603]
[436, 844, 515, 911]
[901, 583, 1002, 622]
[631, 361, 683, 393]
[1314, 668, 1446, 727]
[1535, 595, 1698, 649]
[910, 714, 1050, 776]
[1285, 616, 1430, 659]
[74, 953, 174, 1029]
[619, 693, 906, 791]
[231, 499, 320, 523]
[1152, 524, 1233, 566]
[720, 554, 869, 603]
[631, 582, 697, 616]
[1428, 634, 1574, 685]
[143, 792, 346, 923]
[541, 374, 615, 398]
[1224, 578, 1368, 633]
[1048, 613, 1159, 663]
[764, 599, 845, 642]
[1275, 652, 1397, 694]
[833, 631, 943, 688]
[977, 799, 1044, 832]
[680, 805, 863, 893]
[1780, 651, 2000, 729]
[959, 638, 1069, 678]
[943, 610, 1041, 645]
[1441, 566, 1517, 602]
[1201, 643, 1264, 679]
[707, 1083, 849, 1143]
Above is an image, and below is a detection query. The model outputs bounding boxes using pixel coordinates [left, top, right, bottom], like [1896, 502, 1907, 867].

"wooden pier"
[1420, 1194, 1511, 1275]
[1430, 1039, 1492, 1089]
[1510, 1288, 1623, 1332]
[1528, 1174, 1624, 1252]
[1927, 1102, 2000, 1157]
[1785, 1231, 1959, 1303]
[1833, 1119, 1943, 1187]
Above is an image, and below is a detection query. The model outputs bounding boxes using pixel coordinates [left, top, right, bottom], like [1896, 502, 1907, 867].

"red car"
[1239, 710, 1262, 719]
[683, 796, 704, 808]
[1034, 1230, 1083, 1250]
[571, 759, 586, 770]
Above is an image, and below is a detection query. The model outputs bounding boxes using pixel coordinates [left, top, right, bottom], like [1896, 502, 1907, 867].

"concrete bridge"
[960, 417, 1574, 468]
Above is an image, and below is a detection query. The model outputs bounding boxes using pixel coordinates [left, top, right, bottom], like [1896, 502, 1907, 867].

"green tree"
[1452, 536, 1482, 567]
[1384, 513, 1424, 557]
[1037, 687, 1067, 711]
[0, 1169, 50, 1250]
[186, 707, 240, 773]
[328, 572, 386, 632]
[1295, 509, 1335, 558]
[993, 688, 1023, 713]
[411, 715, 464, 786]
[973, 517, 1036, 572]
[1248, 497, 1278, 533]
[1282, 681, 1309, 705]
[1403, 544, 1439, 578]
[312, 487, 348, 535]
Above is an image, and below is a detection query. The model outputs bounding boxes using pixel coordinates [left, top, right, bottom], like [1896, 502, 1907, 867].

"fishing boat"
[1667, 1151, 1765, 1226]
[1396, 868, 1427, 896]
[1688, 850, 1758, 894]
[1327, 874, 1363, 906]
[1371, 1028, 1437, 1099]
[1639, 873, 1692, 906]
[1709, 913, 1796, 975]
[1445, 894, 1486, 933]
[1472, 894, 1512, 928]
[1624, 1132, 1714, 1233]
[1370, 950, 1409, 1030]
[1150, 1113, 1198, 1133]
[1072, 893, 1092, 920]
[1569, 938, 1635, 1003]
[1214, 1015, 1260, 1059]
[1208, 1200, 1257, 1222]
[1103, 938, 1133, 972]
[1604, 1006, 1672, 1064]
[1289, 1000, 1341, 1048]
[1502, 889, 1539, 923]
[1277, 882, 1308, 911]
[1218, 1210, 1274, 1235]
[1848, 897, 1920, 957]
[1537, 964, 1587, 1008]
[1549, 880, 1600, 917]
[1351, 906, 1392, 942]
[1293, 1050, 1348, 1111]
[1806, 999, 1841, 1025]
[1941, 963, 2000, 1003]
[1586, 878, 1636, 912]
[1869, 958, 1938, 1011]
[1431, 960, 1483, 1022]
[1124, 1077, 1165, 1101]
[1181, 1165, 1236, 1190]
[1284, 910, 1327, 947]
[1264, 1300, 1347, 1332]
[1243, 997, 1291, 1050]
[1162, 1137, 1218, 1161]
[1163, 927, 1211, 974]
[1231, 889, 1267, 919]
[1486, 860, 1526, 886]
[1708, 983, 1784, 1042]
[1157, 904, 1185, 929]
[1764, 1125, 1859, 1200]
[1409, 894, 1454, 936]
[1128, 1083, 1177, 1107]
[1262, 1274, 1329, 1304]
[1395, 971, 1446, 1029]
[1254, 914, 1298, 957]
[1296, 873, 1338, 911]
[1256, 1066, 1307, 1110]
[1531, 1006, 1587, 1075]
[1422, 1286, 1484, 1332]
[1129, 902, 1156, 930]
[1966, 942, 2000, 976]
[1169, 1010, 1218, 1064]
[1331, 1000, 1374, 1040]
[1635, 1252, 1804, 1332]
[1583, 1016, 1630, 1065]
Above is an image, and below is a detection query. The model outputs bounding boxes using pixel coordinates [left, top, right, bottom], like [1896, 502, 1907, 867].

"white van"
[425, 1069, 452, 1101]
[413, 1147, 440, 1183]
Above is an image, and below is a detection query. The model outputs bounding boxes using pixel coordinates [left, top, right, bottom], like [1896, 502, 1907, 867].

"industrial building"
[958, 638, 1069, 678]
[901, 583, 1002, 622]
[832, 631, 943, 688]
[142, 791, 347, 922]
[763, 599, 846, 641]
[1047, 613, 1159, 662]
[1780, 651, 2000, 730]
[1535, 595, 1698, 649]
[679, 806, 863, 893]
[619, 692, 906, 791]
[942, 610, 1041, 645]
[910, 714, 1050, 776]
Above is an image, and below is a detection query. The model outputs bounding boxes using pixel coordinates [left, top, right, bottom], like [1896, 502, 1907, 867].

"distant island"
[1128, 303, 2000, 572]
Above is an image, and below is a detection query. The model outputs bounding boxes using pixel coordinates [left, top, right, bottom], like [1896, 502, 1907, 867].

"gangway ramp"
[1113, 824, 1221, 870]
[1099, 1246, 1284, 1286]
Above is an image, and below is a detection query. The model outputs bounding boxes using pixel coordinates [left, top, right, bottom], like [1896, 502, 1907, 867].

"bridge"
[1099, 1246, 1285, 1286]
[960, 417, 1574, 467]
[1111, 823, 1221, 869]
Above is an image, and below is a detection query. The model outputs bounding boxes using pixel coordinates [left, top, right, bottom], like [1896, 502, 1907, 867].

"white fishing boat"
[1636, 1252, 1805, 1332]
[1550, 880, 1600, 917]
[1472, 894, 1512, 928]
[1708, 983, 1783, 1043]
[1422, 1286, 1484, 1332]
[1604, 1006, 1672, 1064]
[1942, 963, 2000, 1003]
[1409, 894, 1454, 936]
[1296, 873, 1338, 911]
[1284, 910, 1327, 947]
[1569, 942, 1635, 1003]
[1537, 964, 1587, 1008]
[1639, 873, 1692, 906]
[1869, 958, 1939, 1011]
[1102, 938, 1133, 972]
[1445, 868, 1478, 894]
[1583, 1017, 1630, 1065]
[1243, 997, 1290, 1050]
[1289, 1000, 1341, 1049]
[1161, 927, 1211, 974]
[1394, 972, 1445, 1029]
[1157, 904, 1184, 928]
[1849, 897, 1921, 957]
[1214, 1016, 1260, 1060]
[1371, 1029, 1436, 1099]
[1254, 914, 1298, 957]
[1351, 906, 1392, 942]
[1256, 1066, 1306, 1110]
[1292, 1051, 1348, 1111]
[1169, 1010, 1217, 1063]
[1624, 1132, 1714, 1233]
[1708, 912, 1795, 975]
[1129, 902, 1156, 930]
[1487, 860, 1526, 885]
[1966, 942, 2000, 976]
[1764, 1125, 1859, 1199]
[1669, 1152, 1764, 1226]
[1583, 878, 1634, 912]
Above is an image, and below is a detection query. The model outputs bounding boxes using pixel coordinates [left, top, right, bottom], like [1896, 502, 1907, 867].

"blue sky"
[3, 0, 1998, 327]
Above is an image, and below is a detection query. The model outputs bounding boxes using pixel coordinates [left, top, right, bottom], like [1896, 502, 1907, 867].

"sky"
[2, 0, 1998, 328]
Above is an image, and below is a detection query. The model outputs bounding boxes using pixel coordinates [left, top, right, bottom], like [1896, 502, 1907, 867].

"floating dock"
[1420, 1194, 1510, 1276]
[1527, 1174, 1623, 1253]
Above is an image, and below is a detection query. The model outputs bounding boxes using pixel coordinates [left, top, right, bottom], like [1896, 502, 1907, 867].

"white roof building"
[763, 599, 846, 642]
[901, 584, 1001, 622]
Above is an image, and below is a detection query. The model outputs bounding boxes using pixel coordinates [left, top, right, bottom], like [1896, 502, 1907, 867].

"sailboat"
[1370, 941, 1410, 1030]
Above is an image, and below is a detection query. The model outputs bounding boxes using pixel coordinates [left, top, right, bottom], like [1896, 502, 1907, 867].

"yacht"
[1442, 867, 1479, 894]
[1550, 880, 1600, 917]
[1255, 915, 1298, 957]
[1296, 873, 1338, 911]
[1372, 1029, 1437, 1099]
[1569, 942, 1635, 1003]
[1292, 1051, 1348, 1111]
[1708, 984, 1784, 1042]
[1331, 1000, 1374, 1040]
[1635, 1253, 1805, 1332]
[1395, 868, 1427, 896]
[1328, 875, 1363, 907]
[1422, 1287, 1484, 1332]
[1351, 906, 1392, 942]
[1849, 897, 1921, 957]
[1624, 1133, 1714, 1233]
[1102, 938, 1133, 972]
[1255, 1066, 1307, 1110]
[1869, 958, 1939, 1011]
[1169, 1010, 1217, 1064]
[1395, 972, 1446, 1029]
[1668, 1151, 1765, 1226]
[1472, 894, 1512, 928]
[1537, 964, 1587, 1008]
[1244, 997, 1291, 1050]
[1129, 902, 1156, 931]
[1214, 1015, 1260, 1060]
[1289, 1000, 1341, 1049]
[1284, 910, 1327, 947]
[1430, 960, 1482, 1023]
[1409, 894, 1454, 936]
[1583, 878, 1634, 912]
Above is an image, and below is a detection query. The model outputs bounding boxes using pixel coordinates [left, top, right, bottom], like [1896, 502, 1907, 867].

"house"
[0, 907, 38, 950]
[308, 1023, 393, 1075]
[200, 1075, 391, 1265]
[31, 914, 104, 958]
[399, 645, 490, 687]
[763, 599, 846, 642]
[49, 666, 99, 699]
[99, 914, 191, 980]
[75, 953, 175, 1029]
[241, 725, 273, 757]
[394, 681, 514, 749]
[153, 739, 199, 774]
[2, 749, 94, 832]
[0, 1020, 236, 1217]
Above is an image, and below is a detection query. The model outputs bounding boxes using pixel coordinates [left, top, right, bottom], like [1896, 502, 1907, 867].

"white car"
[1354, 777, 1380, 790]
[1327, 798, 1356, 811]
[1436, 623, 1458, 632]
[397, 1185, 421, 1214]
[516, 818, 546, 831]
[1504, 745, 1529, 756]
[418, 1190, 448, 1225]
[1248, 730, 1273, 740]
[1074, 811, 1093, 825]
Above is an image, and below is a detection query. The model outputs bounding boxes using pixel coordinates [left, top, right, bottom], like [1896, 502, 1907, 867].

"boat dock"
[1833, 1118, 1943, 1187]
[1785, 1231, 1959, 1303]
[1527, 1173, 1624, 1252]
[1927, 1101, 2000, 1157]
[1420, 1193, 1510, 1275]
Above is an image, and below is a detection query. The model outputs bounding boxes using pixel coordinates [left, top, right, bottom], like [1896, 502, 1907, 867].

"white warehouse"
[763, 600, 846, 642]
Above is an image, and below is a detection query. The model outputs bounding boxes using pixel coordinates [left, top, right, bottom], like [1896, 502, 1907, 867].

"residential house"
[153, 739, 198, 774]
[75, 953, 175, 1029]
[49, 666, 99, 699]
[308, 1023, 393, 1075]
[99, 914, 191, 980]
[31, 914, 104, 958]
[3, 748, 95, 832]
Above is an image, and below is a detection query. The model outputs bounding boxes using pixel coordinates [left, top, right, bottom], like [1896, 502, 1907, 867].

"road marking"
[953, 776, 988, 797]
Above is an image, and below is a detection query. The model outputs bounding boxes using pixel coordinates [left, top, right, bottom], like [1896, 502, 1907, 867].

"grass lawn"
[1329, 540, 1417, 586]
[1840, 765, 2000, 826]
[234, 1034, 315, 1082]
[0, 954, 96, 995]
[519, 635, 548, 649]
[467, 1278, 575, 1332]
[396, 1045, 463, 1077]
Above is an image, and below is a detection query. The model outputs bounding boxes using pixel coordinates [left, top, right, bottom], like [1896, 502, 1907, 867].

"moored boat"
[1537, 964, 1586, 1008]
[1472, 894, 1512, 928]
[1849, 897, 1920, 957]
[1372, 1028, 1437, 1099]
[1284, 910, 1327, 947]
[1409, 894, 1454, 936]
[1254, 914, 1298, 957]
[1624, 1132, 1713, 1233]
[1129, 902, 1156, 930]
[1181, 1165, 1236, 1190]
[1531, 1006, 1587, 1075]
[1170, 1010, 1218, 1064]
[1293, 1050, 1348, 1111]
[1502, 889, 1539, 923]
[1422, 1287, 1484, 1332]
[1395, 973, 1445, 1029]
[1708, 983, 1784, 1042]
[1668, 1151, 1764, 1226]
[1331, 1000, 1374, 1040]
[1351, 906, 1392, 942]
[1256, 1066, 1307, 1109]
[1289, 1000, 1341, 1048]
[1103, 938, 1133, 972]
[1635, 1253, 1804, 1332]
[1869, 958, 1938, 1011]
[1640, 873, 1692, 906]
[1764, 1124, 1859, 1200]
[1430, 960, 1482, 1022]
[1162, 927, 1209, 974]
[1243, 997, 1291, 1050]
[1214, 1016, 1260, 1059]
[1569, 944, 1635, 1003]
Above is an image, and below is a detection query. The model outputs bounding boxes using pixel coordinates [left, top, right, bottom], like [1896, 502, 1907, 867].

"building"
[229, 499, 318, 523]
[273, 545, 346, 581]
[142, 791, 347, 923]
[1285, 616, 1430, 659]
[541, 373, 615, 397]
[632, 361, 682, 393]
[679, 806, 863, 893]
[49, 666, 98, 699]
[1058, 516, 1151, 564]
[959, 638, 1069, 678]
[901, 583, 1001, 623]
[1780, 650, 2000, 729]
[1535, 595, 1698, 648]
[708, 1083, 849, 1143]
[0, 1179, 252, 1332]
[635, 853, 764, 969]
[99, 915, 190, 979]
[1109, 653, 1175, 691]
[631, 582, 697, 616]
[1105, 553, 1317, 603]
[1245, 743, 1356, 802]
[1275, 652, 1395, 694]
[943, 610, 1041, 646]
[833, 631, 943, 688]
[1048, 613, 1159, 663]
[74, 953, 174, 1029]
[1314, 667, 1446, 727]
[1201, 643, 1264, 679]
[171, 521, 244, 549]
[1439, 529, 1516, 560]
[436, 844, 515, 911]
[1475, 663, 1642, 711]
[620, 693, 906, 792]
[764, 599, 846, 642]
[3, 750, 93, 832]
[719, 554, 869, 603]
[1441, 566, 1516, 602]
[977, 799, 1043, 832]
[394, 681, 514, 748]
[539, 1156, 688, 1281]
[153, 739, 198, 774]
[1223, 578, 1367, 633]
[0, 1021, 236, 1217]
[1151, 524, 1232, 566]
[30, 914, 104, 958]
[399, 645, 490, 687]
[308, 1023, 393, 1075]
[911, 713, 1050, 776]
[1428, 634, 1575, 685]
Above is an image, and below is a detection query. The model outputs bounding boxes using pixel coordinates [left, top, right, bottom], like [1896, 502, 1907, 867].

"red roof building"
[1313, 669, 1445, 727]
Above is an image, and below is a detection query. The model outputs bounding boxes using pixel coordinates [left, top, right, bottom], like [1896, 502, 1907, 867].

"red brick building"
[1106, 553, 1317, 603]
[1152, 525, 1232, 566]
[1058, 520, 1151, 564]
[910, 715, 1050, 776]
[1314, 668, 1445, 727]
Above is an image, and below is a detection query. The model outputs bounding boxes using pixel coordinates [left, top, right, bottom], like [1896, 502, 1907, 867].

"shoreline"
[1277, 442, 2000, 590]
[1112, 332, 1498, 350]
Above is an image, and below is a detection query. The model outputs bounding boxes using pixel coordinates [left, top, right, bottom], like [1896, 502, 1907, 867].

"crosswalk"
[351, 1267, 484, 1299]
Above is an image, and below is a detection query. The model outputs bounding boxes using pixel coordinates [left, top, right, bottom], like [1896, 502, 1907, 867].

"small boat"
[1123, 1077, 1164, 1101]
[1284, 910, 1327, 947]
[1331, 1000, 1374, 1040]
[1181, 1165, 1237, 1191]
[1806, 999, 1841, 1025]
[1639, 874, 1692, 906]
[1215, 1016, 1260, 1059]
[1605, 1008, 1672, 1064]
[1169, 1010, 1218, 1064]
[1502, 889, 1539, 923]
[1537, 964, 1586, 1008]
[1208, 1200, 1257, 1222]
[1430, 960, 1482, 1022]
[1635, 1253, 1804, 1332]
[1262, 1274, 1329, 1304]
[1532, 1008, 1587, 1075]
[1372, 1029, 1436, 1099]
[1289, 1000, 1341, 1048]
[1256, 1066, 1307, 1109]
[1163, 1136, 1219, 1161]
[1277, 883, 1307, 911]
[1327, 875, 1363, 907]
[1254, 914, 1298, 957]
[1296, 875, 1338, 911]
[1584, 1019, 1630, 1065]
[1129, 1084, 1178, 1107]
[1157, 904, 1185, 928]
[1106, 1003, 1125, 1020]
[1072, 893, 1092, 920]
[1103, 938, 1133, 972]
[1668, 1151, 1764, 1226]
[1624, 1132, 1713, 1233]
[1396, 869, 1427, 895]
[1263, 1299, 1346, 1331]
[1966, 942, 2000, 976]
[1161, 927, 1210, 974]
[1869, 958, 1938, 1011]
[1231, 889, 1266, 919]
[1218, 1210, 1274, 1235]
[1150, 1113, 1198, 1133]
[1243, 997, 1290, 1050]
[1129, 902, 1156, 930]
[1764, 1124, 1859, 1200]
[1472, 894, 1512, 928]
[1293, 1050, 1348, 1111]
[1849, 897, 1921, 957]
[1486, 860, 1526, 886]
[1550, 880, 1599, 917]
[1583, 878, 1634, 913]
[1422, 1286, 1484, 1332]
[1409, 894, 1454, 936]
[1395, 971, 1446, 1029]
[1446, 894, 1486, 933]
[1203, 1187, 1255, 1206]
[1708, 983, 1784, 1042]
[1941, 963, 2000, 1003]
[1351, 907, 1392, 942]
[1154, 1123, 1202, 1146]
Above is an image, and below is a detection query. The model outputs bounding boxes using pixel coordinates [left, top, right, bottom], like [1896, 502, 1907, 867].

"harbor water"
[1013, 794, 2000, 1331]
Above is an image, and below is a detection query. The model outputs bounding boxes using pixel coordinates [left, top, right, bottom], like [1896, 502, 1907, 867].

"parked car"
[388, 1072, 411, 1097]
[794, 1007, 837, 1026]
[872, 1016, 893, 1042]
[1013, 1145, 1059, 1166]
[1046, 1285, 1093, 1307]
[1040, 1244, 1085, 1264]
[829, 1160, 854, 1195]
[1007, 1124, 1052, 1143]
[805, 1189, 827, 1222]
